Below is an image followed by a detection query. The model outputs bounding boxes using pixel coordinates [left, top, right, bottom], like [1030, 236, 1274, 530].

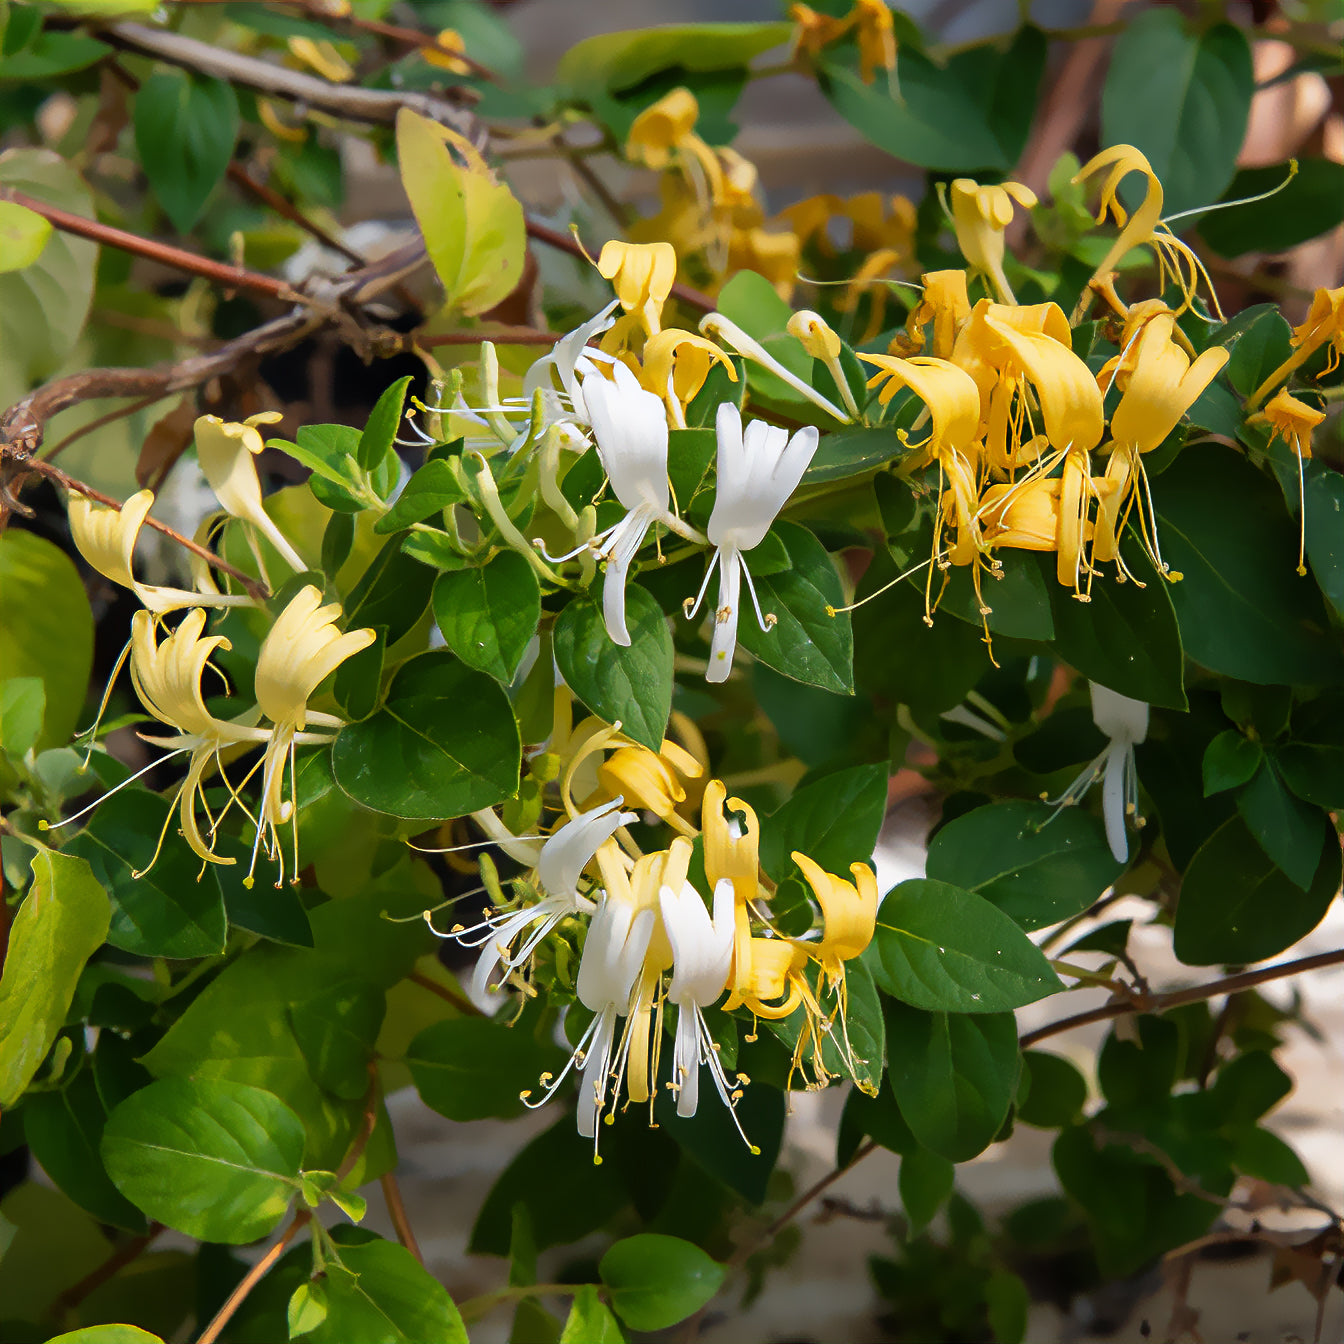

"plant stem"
[50, 1223, 166, 1321]
[458, 1282, 583, 1324]
[380, 1170, 424, 1265]
[408, 968, 483, 1017]
[195, 1211, 311, 1344]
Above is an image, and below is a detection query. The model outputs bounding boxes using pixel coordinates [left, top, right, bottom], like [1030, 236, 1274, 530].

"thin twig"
[18, 457, 270, 600]
[409, 968, 484, 1017]
[1020, 948, 1344, 1048]
[50, 1223, 166, 1319]
[226, 162, 366, 267]
[0, 187, 300, 302]
[43, 393, 173, 462]
[334, 1064, 381, 1184]
[195, 1210, 311, 1344]
[380, 1170, 424, 1265]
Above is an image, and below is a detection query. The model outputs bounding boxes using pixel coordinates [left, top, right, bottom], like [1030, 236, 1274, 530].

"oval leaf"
[102, 1078, 304, 1243]
[433, 551, 540, 684]
[333, 651, 521, 819]
[599, 1233, 725, 1330]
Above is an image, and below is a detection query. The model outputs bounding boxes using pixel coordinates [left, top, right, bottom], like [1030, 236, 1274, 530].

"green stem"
[458, 1282, 584, 1324]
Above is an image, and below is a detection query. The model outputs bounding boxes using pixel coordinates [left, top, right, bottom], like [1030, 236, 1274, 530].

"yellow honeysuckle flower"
[1071, 144, 1221, 324]
[948, 179, 1037, 306]
[701, 779, 760, 900]
[640, 328, 737, 425]
[596, 240, 679, 344]
[725, 225, 801, 300]
[789, 3, 851, 63]
[67, 489, 254, 615]
[423, 29, 472, 75]
[247, 585, 375, 884]
[890, 269, 971, 359]
[626, 87, 702, 171]
[596, 742, 702, 838]
[853, 0, 897, 84]
[790, 851, 877, 977]
[194, 414, 307, 576]
[977, 475, 1062, 553]
[724, 936, 806, 1019]
[287, 36, 353, 83]
[1248, 285, 1344, 409]
[788, 311, 862, 419]
[1252, 388, 1328, 575]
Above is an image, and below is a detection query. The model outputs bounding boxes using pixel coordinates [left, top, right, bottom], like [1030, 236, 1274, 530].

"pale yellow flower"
[948, 179, 1036, 306]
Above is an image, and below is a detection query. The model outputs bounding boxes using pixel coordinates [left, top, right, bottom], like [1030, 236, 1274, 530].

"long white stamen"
[40, 745, 193, 830]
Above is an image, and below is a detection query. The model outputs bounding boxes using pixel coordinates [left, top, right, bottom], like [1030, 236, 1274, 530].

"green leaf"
[374, 459, 467, 534]
[898, 1145, 955, 1235]
[926, 801, 1124, 932]
[941, 550, 1055, 642]
[44, 1330, 164, 1344]
[358, 376, 412, 473]
[0, 676, 44, 757]
[133, 70, 239, 233]
[1304, 461, 1344, 620]
[885, 1001, 1021, 1162]
[0, 199, 50, 272]
[1202, 729, 1262, 794]
[0, 849, 109, 1109]
[985, 1269, 1030, 1344]
[1277, 742, 1344, 809]
[818, 34, 1046, 173]
[333, 651, 521, 819]
[1236, 759, 1331, 890]
[1200, 159, 1344, 256]
[102, 1078, 303, 1243]
[0, 30, 108, 78]
[560, 1285, 624, 1344]
[289, 1281, 329, 1337]
[25, 1067, 147, 1231]
[65, 791, 228, 960]
[0, 149, 97, 408]
[433, 552, 541, 684]
[345, 542, 435, 646]
[0, 529, 94, 748]
[1224, 309, 1292, 397]
[554, 586, 673, 751]
[1173, 814, 1340, 965]
[839, 1076, 917, 1160]
[1017, 1051, 1088, 1129]
[289, 983, 386, 1100]
[406, 1017, 567, 1122]
[304, 1227, 468, 1344]
[736, 521, 853, 694]
[758, 762, 887, 882]
[599, 1233, 725, 1331]
[1045, 548, 1186, 709]
[556, 23, 791, 92]
[803, 427, 899, 484]
[1155, 446, 1342, 685]
[1100, 9, 1253, 217]
[871, 879, 1063, 1013]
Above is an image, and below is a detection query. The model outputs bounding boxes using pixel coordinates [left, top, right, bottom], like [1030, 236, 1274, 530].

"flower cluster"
[429, 702, 879, 1157]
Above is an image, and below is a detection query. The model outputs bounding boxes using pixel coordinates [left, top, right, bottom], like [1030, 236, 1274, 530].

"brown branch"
[380, 1171, 424, 1265]
[50, 1222, 166, 1320]
[226, 162, 366, 268]
[195, 1210, 311, 1344]
[0, 187, 299, 302]
[98, 21, 483, 139]
[1020, 948, 1344, 1048]
[44, 392, 173, 462]
[408, 968, 483, 1017]
[524, 218, 716, 315]
[19, 457, 270, 601]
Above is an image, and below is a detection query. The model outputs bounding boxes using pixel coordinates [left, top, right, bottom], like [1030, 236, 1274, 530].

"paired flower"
[1251, 388, 1327, 575]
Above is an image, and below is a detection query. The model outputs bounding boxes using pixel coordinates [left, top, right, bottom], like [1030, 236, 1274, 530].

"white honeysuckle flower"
[432, 798, 638, 1001]
[1046, 682, 1149, 863]
[660, 878, 752, 1141]
[685, 403, 819, 683]
[523, 299, 620, 425]
[576, 362, 705, 645]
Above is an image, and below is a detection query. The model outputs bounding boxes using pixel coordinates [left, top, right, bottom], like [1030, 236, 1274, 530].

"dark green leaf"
[1304, 461, 1344, 619]
[1155, 446, 1342, 685]
[1097, 1016, 1180, 1107]
[433, 551, 541, 684]
[333, 626, 385, 721]
[759, 762, 887, 881]
[886, 1001, 1020, 1162]
[1201, 729, 1262, 794]
[942, 550, 1055, 642]
[803, 427, 899, 484]
[599, 1233, 725, 1331]
[1229, 1126, 1309, 1186]
[1209, 1050, 1291, 1125]
[926, 801, 1124, 932]
[1277, 742, 1344, 809]
[0, 849, 109, 1109]
[374, 460, 467, 535]
[66, 791, 228, 960]
[1100, 9, 1253, 217]
[736, 521, 853, 693]
[345, 542, 435, 646]
[1045, 549, 1186, 709]
[321, 511, 355, 576]
[1200, 159, 1344, 257]
[985, 1270, 1030, 1344]
[333, 651, 520, 819]
[898, 1145, 955, 1235]
[1017, 1051, 1088, 1129]
[406, 1017, 567, 1121]
[1173, 814, 1340, 965]
[554, 586, 673, 751]
[871, 879, 1063, 1012]
[1236, 759, 1331, 890]
[0, 31, 109, 79]
[304, 1227, 467, 1344]
[134, 70, 239, 232]
[102, 1078, 303, 1243]
[359, 376, 412, 472]
[289, 983, 386, 1100]
[667, 427, 717, 511]
[1225, 309, 1292, 397]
